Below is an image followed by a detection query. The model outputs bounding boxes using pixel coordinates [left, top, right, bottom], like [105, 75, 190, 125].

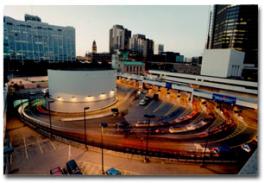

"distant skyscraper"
[109, 25, 131, 53]
[92, 40, 97, 53]
[129, 34, 146, 56]
[143, 39, 154, 58]
[158, 44, 164, 55]
[129, 34, 153, 58]
[207, 5, 258, 66]
[4, 14, 76, 62]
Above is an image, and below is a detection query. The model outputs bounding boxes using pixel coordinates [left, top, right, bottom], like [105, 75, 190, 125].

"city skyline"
[4, 5, 211, 57]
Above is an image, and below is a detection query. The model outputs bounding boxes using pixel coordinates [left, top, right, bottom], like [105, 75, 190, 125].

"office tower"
[143, 39, 154, 58]
[129, 34, 153, 58]
[4, 14, 76, 62]
[158, 44, 164, 55]
[207, 5, 258, 66]
[109, 25, 131, 53]
[129, 34, 146, 56]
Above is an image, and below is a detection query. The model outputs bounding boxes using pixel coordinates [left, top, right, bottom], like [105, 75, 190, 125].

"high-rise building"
[158, 44, 164, 55]
[92, 40, 97, 53]
[207, 5, 258, 66]
[129, 34, 146, 56]
[109, 25, 131, 53]
[4, 14, 76, 62]
[143, 39, 154, 58]
[129, 34, 153, 58]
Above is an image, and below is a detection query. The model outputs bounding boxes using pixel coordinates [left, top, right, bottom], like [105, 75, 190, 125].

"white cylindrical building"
[48, 69, 117, 113]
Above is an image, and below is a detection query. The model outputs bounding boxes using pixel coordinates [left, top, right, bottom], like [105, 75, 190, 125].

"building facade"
[120, 61, 145, 75]
[201, 49, 245, 78]
[176, 55, 184, 63]
[4, 14, 76, 62]
[92, 40, 97, 53]
[129, 34, 146, 56]
[143, 38, 154, 58]
[109, 25, 131, 53]
[48, 69, 117, 113]
[158, 44, 164, 55]
[207, 5, 258, 66]
[129, 34, 154, 58]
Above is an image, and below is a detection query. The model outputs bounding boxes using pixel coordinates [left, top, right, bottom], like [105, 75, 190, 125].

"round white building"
[48, 69, 117, 113]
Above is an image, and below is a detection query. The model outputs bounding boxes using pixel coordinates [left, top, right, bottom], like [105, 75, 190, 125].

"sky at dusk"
[4, 5, 211, 57]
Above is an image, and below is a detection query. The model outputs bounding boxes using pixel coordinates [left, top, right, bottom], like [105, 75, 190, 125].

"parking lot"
[6, 116, 239, 175]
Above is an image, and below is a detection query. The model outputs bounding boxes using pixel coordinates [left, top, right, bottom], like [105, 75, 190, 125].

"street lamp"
[201, 124, 213, 167]
[83, 107, 90, 149]
[47, 99, 55, 139]
[143, 114, 155, 163]
[100, 122, 108, 175]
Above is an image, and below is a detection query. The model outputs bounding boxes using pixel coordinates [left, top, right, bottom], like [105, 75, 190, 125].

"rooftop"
[122, 61, 145, 66]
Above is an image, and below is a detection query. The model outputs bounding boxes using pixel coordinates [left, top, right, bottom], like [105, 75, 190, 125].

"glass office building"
[4, 14, 76, 62]
[109, 25, 131, 54]
[207, 5, 258, 66]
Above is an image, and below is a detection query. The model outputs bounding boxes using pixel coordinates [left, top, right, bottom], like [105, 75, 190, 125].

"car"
[135, 120, 149, 127]
[50, 166, 63, 176]
[209, 147, 220, 157]
[66, 160, 82, 175]
[139, 99, 147, 106]
[198, 131, 209, 138]
[169, 127, 179, 133]
[116, 121, 130, 128]
[144, 96, 152, 101]
[153, 128, 167, 134]
[241, 144, 251, 153]
[139, 96, 152, 106]
[111, 108, 119, 116]
[106, 168, 122, 175]
[116, 121, 131, 132]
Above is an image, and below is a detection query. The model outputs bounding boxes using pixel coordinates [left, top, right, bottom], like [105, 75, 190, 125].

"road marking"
[153, 102, 165, 113]
[144, 100, 154, 110]
[205, 120, 247, 145]
[23, 136, 29, 160]
[49, 140, 56, 150]
[164, 106, 178, 116]
[37, 138, 44, 154]
[68, 144, 71, 161]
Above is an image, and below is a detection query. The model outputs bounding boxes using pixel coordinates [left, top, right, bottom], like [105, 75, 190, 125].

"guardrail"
[118, 72, 257, 109]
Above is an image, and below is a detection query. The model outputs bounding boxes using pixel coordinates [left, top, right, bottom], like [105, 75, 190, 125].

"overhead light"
[57, 96, 63, 101]
[109, 90, 115, 96]
[71, 96, 77, 101]
[99, 93, 107, 99]
[85, 96, 94, 101]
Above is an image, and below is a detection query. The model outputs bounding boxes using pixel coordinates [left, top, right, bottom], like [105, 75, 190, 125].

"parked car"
[139, 96, 151, 106]
[135, 120, 149, 127]
[66, 160, 82, 175]
[111, 108, 119, 116]
[241, 144, 251, 153]
[139, 99, 147, 106]
[50, 166, 63, 176]
[106, 168, 122, 175]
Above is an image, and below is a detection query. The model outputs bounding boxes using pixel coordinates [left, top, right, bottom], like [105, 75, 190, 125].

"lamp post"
[143, 114, 155, 163]
[83, 107, 90, 149]
[100, 122, 108, 175]
[47, 99, 55, 139]
[201, 124, 213, 167]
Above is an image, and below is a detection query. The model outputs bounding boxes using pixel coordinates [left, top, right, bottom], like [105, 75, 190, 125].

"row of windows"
[5, 22, 67, 32]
